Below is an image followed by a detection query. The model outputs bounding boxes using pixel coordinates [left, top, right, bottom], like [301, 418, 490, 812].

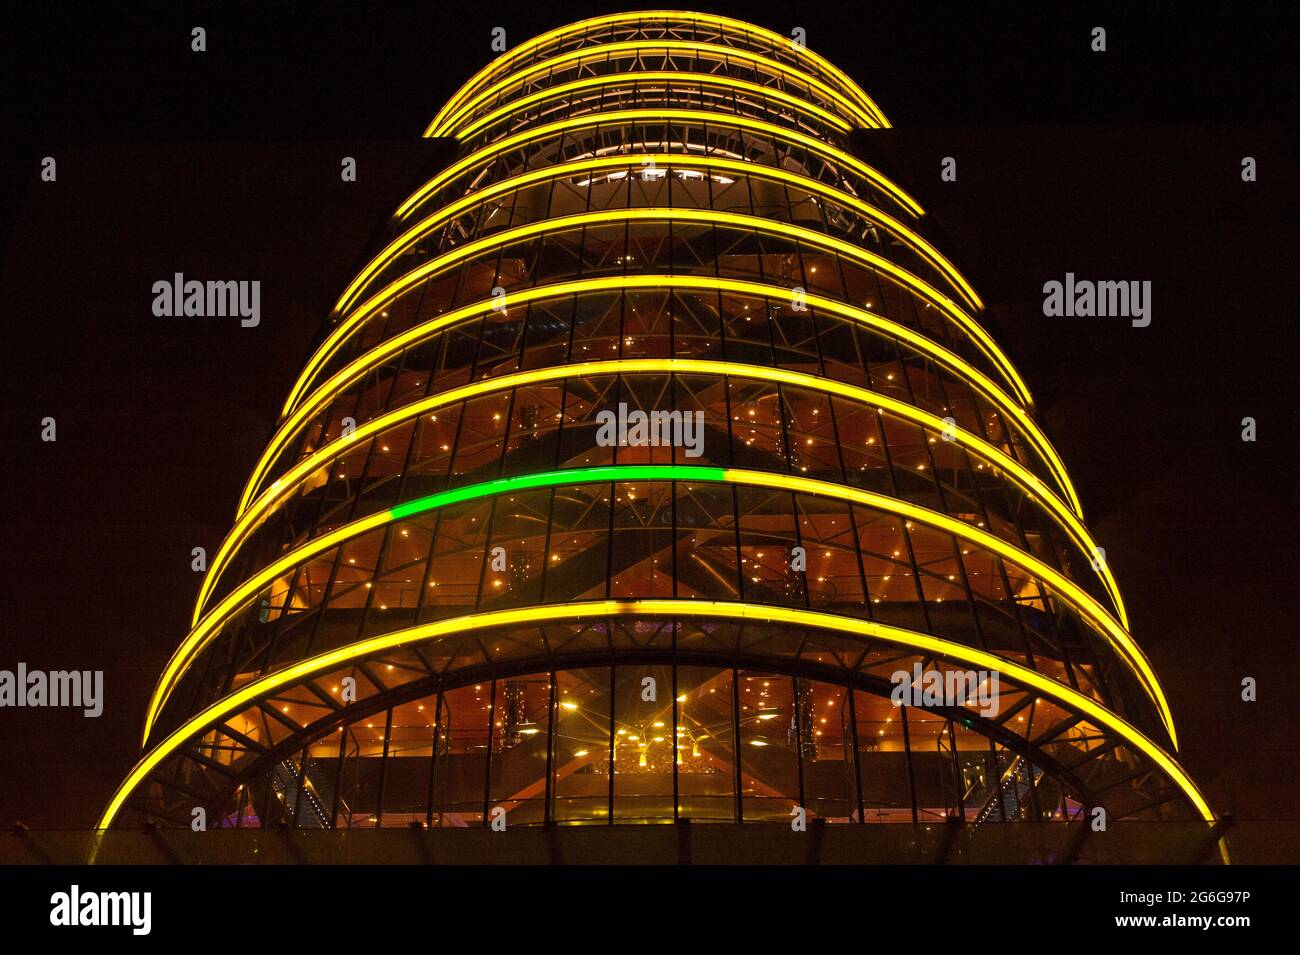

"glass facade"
[102, 13, 1212, 845]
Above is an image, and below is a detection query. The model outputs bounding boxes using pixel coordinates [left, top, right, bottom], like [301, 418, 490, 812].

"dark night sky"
[1, 1, 1297, 829]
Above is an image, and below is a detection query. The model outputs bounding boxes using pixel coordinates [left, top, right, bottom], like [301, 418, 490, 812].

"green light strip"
[145, 461, 1172, 752]
[385, 463, 1168, 737]
[387, 465, 727, 520]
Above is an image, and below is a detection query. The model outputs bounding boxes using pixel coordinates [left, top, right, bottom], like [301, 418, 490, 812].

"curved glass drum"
[101, 12, 1213, 845]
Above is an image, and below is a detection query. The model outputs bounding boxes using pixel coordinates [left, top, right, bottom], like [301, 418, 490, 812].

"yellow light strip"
[426, 12, 883, 132]
[719, 469, 1162, 737]
[157, 467, 1156, 753]
[399, 108, 923, 222]
[102, 601, 1205, 834]
[250, 275, 1076, 523]
[145, 507, 391, 744]
[429, 39, 882, 139]
[452, 70, 854, 144]
[427, 10, 889, 132]
[293, 206, 1012, 420]
[332, 153, 980, 321]
[202, 358, 1121, 633]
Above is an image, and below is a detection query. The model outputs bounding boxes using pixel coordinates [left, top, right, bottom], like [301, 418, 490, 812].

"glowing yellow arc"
[332, 153, 981, 321]
[247, 276, 1074, 523]
[288, 206, 1021, 420]
[156, 469, 1162, 751]
[399, 108, 923, 222]
[429, 39, 883, 138]
[200, 358, 1121, 631]
[428, 11, 888, 131]
[103, 601, 1205, 835]
[452, 70, 854, 143]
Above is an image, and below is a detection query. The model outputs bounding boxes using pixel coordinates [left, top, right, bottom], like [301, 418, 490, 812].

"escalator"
[271, 757, 339, 829]
[970, 752, 1044, 826]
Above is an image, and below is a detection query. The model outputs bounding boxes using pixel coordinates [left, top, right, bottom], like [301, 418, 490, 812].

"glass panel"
[676, 665, 736, 821]
[379, 696, 437, 827]
[737, 671, 798, 821]
[334, 723, 384, 828]
[906, 708, 959, 822]
[488, 676, 551, 825]
[853, 689, 913, 822]
[431, 684, 490, 827]
[802, 681, 855, 821]
[612, 664, 674, 822]
[552, 667, 612, 824]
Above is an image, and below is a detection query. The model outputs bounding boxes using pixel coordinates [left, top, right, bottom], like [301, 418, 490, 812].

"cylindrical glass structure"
[101, 12, 1211, 839]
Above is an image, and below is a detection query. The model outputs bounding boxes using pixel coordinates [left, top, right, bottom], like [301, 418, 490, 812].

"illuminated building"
[100, 11, 1212, 849]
